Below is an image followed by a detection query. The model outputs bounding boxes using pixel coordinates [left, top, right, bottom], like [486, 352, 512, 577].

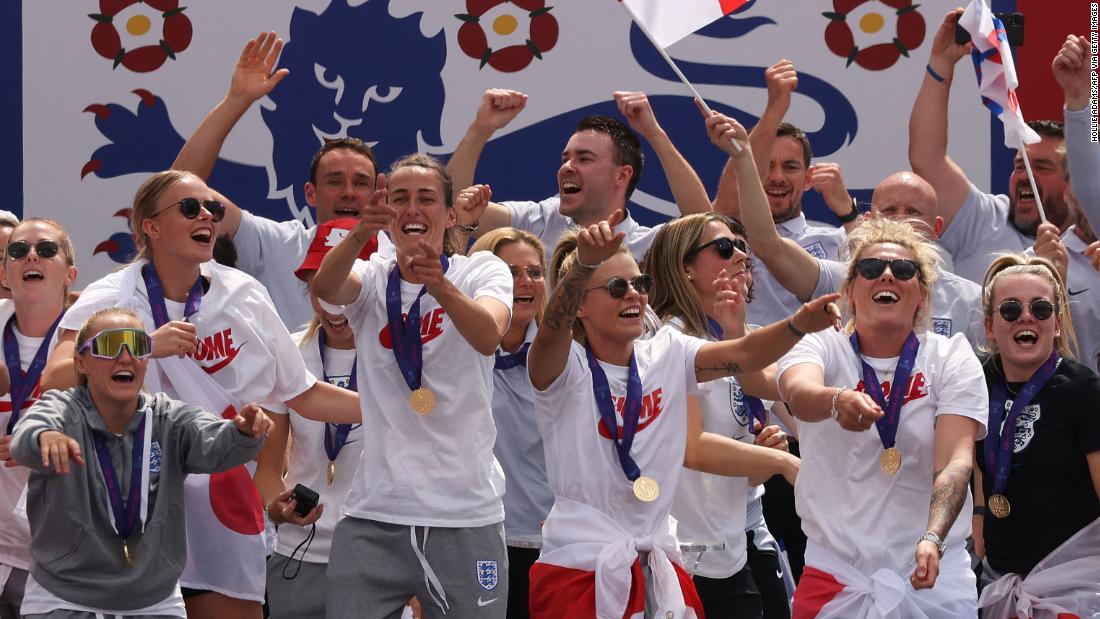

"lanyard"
[3, 312, 64, 433]
[707, 318, 767, 434]
[385, 256, 449, 392]
[985, 353, 1059, 496]
[91, 409, 152, 543]
[586, 347, 644, 483]
[141, 263, 202, 328]
[318, 330, 357, 463]
[849, 331, 920, 450]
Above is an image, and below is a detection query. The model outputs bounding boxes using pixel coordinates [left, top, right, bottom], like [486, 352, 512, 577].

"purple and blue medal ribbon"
[385, 255, 449, 394]
[585, 347, 644, 483]
[984, 352, 1059, 498]
[141, 263, 202, 328]
[849, 331, 919, 451]
[708, 318, 767, 435]
[3, 313, 64, 434]
[318, 330, 357, 462]
[494, 342, 530, 370]
[91, 413, 147, 546]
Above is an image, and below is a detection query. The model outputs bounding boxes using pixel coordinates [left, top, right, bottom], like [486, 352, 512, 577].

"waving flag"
[958, 0, 1039, 148]
[620, 0, 748, 48]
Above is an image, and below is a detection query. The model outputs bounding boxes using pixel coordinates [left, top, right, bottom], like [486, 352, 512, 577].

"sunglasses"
[998, 298, 1055, 322]
[586, 274, 653, 299]
[857, 258, 920, 281]
[508, 265, 544, 281]
[150, 198, 226, 223]
[686, 237, 748, 261]
[6, 239, 60, 261]
[78, 328, 153, 360]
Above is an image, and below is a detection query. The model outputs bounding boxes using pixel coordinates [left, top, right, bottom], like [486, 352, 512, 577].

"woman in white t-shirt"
[526, 212, 836, 619]
[41, 170, 359, 619]
[0, 218, 77, 618]
[645, 212, 797, 619]
[775, 217, 988, 618]
[469, 226, 552, 619]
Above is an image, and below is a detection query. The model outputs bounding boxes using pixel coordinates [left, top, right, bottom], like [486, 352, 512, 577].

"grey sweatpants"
[266, 552, 328, 618]
[326, 517, 508, 619]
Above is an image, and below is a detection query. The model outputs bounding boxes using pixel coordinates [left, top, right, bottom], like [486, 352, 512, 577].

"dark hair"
[388, 153, 458, 256]
[213, 235, 238, 268]
[777, 122, 812, 168]
[1026, 120, 1064, 140]
[309, 138, 379, 184]
[576, 115, 644, 198]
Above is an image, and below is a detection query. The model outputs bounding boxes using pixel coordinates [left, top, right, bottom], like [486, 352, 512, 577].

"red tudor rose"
[457, 0, 558, 73]
[89, 0, 192, 73]
[823, 0, 925, 71]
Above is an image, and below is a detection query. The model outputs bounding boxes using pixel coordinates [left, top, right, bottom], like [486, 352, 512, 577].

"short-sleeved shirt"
[331, 251, 513, 527]
[776, 329, 988, 574]
[503, 197, 659, 265]
[939, 185, 1038, 284]
[977, 356, 1100, 575]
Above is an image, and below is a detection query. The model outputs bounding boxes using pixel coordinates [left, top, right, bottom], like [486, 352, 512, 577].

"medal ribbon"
[318, 329, 357, 463]
[585, 347, 644, 483]
[849, 331, 920, 450]
[494, 342, 530, 370]
[91, 409, 152, 544]
[707, 318, 767, 435]
[141, 263, 203, 328]
[4, 312, 64, 434]
[985, 352, 1059, 496]
[385, 255, 449, 393]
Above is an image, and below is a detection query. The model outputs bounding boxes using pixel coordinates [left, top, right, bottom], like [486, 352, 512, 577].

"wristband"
[973, 505, 987, 516]
[837, 197, 860, 223]
[918, 531, 946, 556]
[456, 220, 479, 234]
[830, 388, 845, 420]
[786, 317, 807, 338]
[573, 256, 601, 272]
[926, 64, 949, 84]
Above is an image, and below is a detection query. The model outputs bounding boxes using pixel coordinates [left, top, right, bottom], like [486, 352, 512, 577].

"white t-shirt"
[534, 328, 707, 538]
[665, 321, 752, 579]
[491, 322, 553, 544]
[503, 197, 660, 265]
[274, 329, 364, 563]
[331, 251, 513, 527]
[776, 329, 987, 574]
[747, 213, 847, 327]
[814, 259, 985, 349]
[0, 300, 60, 571]
[21, 573, 185, 617]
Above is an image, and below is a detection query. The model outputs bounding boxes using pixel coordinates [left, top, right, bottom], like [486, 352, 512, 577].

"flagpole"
[619, 1, 742, 152]
[1017, 136, 1048, 223]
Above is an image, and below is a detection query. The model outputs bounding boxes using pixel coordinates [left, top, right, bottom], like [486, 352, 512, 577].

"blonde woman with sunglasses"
[973, 255, 1100, 618]
[11, 308, 272, 619]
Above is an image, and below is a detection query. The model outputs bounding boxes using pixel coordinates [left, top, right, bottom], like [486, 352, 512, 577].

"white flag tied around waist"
[618, 0, 749, 49]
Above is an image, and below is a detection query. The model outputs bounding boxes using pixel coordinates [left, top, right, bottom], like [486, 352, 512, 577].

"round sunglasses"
[6, 239, 60, 261]
[998, 298, 1055, 322]
[686, 237, 748, 261]
[150, 197, 226, 223]
[586, 274, 653, 298]
[857, 258, 920, 281]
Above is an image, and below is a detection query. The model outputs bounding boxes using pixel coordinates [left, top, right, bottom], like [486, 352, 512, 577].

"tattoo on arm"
[927, 461, 971, 538]
[543, 266, 590, 332]
[694, 361, 744, 379]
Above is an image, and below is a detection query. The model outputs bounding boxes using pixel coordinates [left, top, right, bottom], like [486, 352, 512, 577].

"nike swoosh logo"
[200, 342, 245, 374]
[477, 597, 498, 607]
[1068, 288, 1090, 296]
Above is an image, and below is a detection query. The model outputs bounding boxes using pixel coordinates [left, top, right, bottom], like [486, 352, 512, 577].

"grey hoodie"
[11, 387, 263, 610]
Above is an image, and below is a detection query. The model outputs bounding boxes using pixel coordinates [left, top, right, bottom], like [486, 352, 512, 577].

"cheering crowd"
[0, 9, 1096, 619]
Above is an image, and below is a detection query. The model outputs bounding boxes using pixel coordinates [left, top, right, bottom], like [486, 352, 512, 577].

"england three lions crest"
[476, 560, 499, 591]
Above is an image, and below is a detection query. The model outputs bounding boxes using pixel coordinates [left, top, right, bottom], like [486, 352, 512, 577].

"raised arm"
[908, 9, 973, 228]
[1055, 34, 1100, 226]
[172, 32, 288, 237]
[529, 212, 625, 390]
[447, 89, 527, 191]
[311, 175, 392, 305]
[614, 91, 710, 215]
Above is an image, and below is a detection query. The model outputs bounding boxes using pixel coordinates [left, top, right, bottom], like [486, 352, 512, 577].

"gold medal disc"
[327, 461, 336, 485]
[988, 493, 1011, 519]
[632, 476, 660, 502]
[880, 447, 902, 475]
[410, 388, 436, 414]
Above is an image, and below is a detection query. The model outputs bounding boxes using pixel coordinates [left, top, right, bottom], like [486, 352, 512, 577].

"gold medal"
[410, 387, 436, 414]
[327, 461, 336, 485]
[988, 494, 1011, 519]
[632, 476, 660, 502]
[122, 540, 133, 567]
[880, 447, 902, 475]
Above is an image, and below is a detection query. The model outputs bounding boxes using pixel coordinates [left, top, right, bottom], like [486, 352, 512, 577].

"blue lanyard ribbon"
[985, 353, 1059, 496]
[849, 331, 920, 450]
[585, 347, 644, 483]
[4, 312, 64, 434]
[494, 342, 530, 370]
[385, 256, 448, 393]
[91, 414, 147, 542]
[707, 318, 767, 435]
[141, 263, 202, 328]
[318, 330, 357, 462]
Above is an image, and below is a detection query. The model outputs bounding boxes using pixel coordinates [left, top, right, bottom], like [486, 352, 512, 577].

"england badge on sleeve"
[476, 560, 499, 590]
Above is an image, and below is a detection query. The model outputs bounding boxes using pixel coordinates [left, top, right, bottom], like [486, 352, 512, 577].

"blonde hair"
[842, 217, 940, 332]
[470, 228, 548, 324]
[130, 170, 203, 262]
[981, 254, 1079, 359]
[73, 307, 144, 387]
[549, 229, 632, 345]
